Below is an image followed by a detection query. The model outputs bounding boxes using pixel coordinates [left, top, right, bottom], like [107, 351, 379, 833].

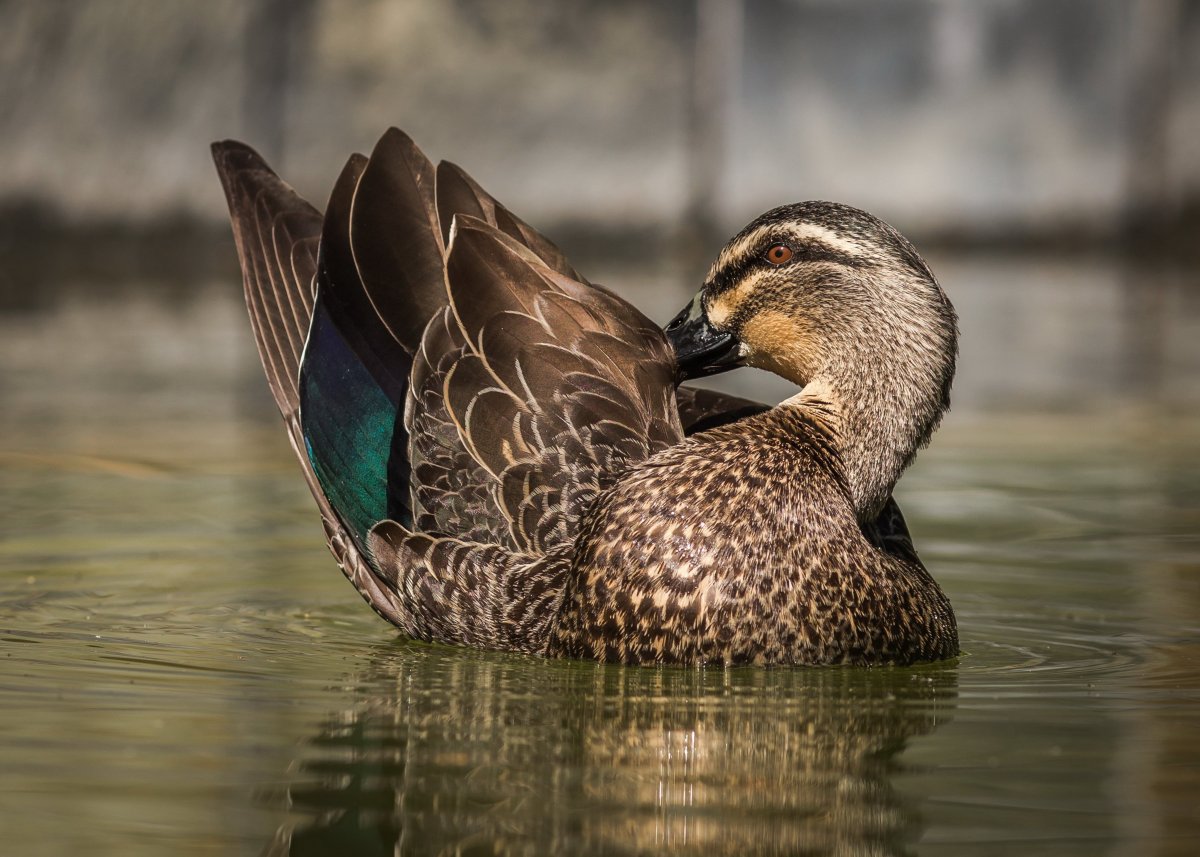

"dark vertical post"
[1120, 0, 1181, 398]
[1123, 0, 1181, 240]
[931, 0, 983, 97]
[242, 0, 316, 171]
[685, 0, 743, 250]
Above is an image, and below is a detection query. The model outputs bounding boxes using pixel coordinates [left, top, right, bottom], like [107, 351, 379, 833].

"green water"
[2, 255, 1199, 855]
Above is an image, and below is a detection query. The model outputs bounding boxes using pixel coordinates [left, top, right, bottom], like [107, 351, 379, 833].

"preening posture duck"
[212, 128, 958, 666]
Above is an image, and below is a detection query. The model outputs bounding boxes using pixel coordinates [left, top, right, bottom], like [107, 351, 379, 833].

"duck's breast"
[548, 423, 957, 665]
[549, 429, 851, 663]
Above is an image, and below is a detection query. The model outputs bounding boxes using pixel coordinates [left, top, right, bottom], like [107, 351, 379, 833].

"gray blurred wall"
[2, 0, 1198, 240]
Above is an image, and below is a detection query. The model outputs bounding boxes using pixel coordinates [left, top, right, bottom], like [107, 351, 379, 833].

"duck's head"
[666, 202, 958, 516]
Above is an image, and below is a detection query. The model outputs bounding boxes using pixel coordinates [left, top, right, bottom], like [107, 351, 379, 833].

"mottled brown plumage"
[212, 128, 958, 666]
[548, 405, 955, 664]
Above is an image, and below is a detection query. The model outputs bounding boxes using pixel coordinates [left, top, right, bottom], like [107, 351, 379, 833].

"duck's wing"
[435, 160, 585, 283]
[381, 158, 593, 550]
[367, 216, 684, 651]
[440, 218, 683, 552]
[395, 159, 593, 549]
[300, 131, 582, 557]
[212, 140, 413, 626]
[297, 129, 444, 548]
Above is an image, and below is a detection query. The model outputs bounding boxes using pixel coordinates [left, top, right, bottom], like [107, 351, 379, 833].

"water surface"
[1, 255, 1198, 855]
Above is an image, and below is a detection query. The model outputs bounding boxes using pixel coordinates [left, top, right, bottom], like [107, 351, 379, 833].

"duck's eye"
[765, 244, 793, 265]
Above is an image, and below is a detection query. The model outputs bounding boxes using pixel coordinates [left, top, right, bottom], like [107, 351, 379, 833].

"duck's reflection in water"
[263, 645, 957, 856]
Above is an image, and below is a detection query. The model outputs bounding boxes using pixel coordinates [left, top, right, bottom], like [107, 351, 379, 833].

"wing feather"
[402, 157, 628, 558]
[348, 128, 446, 354]
[212, 140, 320, 420]
[407, 308, 514, 546]
[440, 216, 683, 552]
[436, 160, 585, 282]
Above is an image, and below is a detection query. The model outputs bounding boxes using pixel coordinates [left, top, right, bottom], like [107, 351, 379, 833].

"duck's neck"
[783, 345, 952, 523]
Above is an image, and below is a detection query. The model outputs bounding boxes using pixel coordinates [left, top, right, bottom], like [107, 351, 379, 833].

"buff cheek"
[739, 310, 820, 385]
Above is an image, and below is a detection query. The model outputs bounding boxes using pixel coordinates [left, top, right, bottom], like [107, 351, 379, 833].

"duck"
[212, 127, 958, 666]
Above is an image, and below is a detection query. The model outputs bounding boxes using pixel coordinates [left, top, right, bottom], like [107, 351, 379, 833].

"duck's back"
[549, 408, 958, 665]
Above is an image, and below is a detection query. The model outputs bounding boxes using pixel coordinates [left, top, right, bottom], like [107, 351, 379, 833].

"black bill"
[664, 292, 744, 381]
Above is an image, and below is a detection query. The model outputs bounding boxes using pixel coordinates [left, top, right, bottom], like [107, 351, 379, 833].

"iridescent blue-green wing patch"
[298, 129, 448, 550]
[300, 293, 400, 545]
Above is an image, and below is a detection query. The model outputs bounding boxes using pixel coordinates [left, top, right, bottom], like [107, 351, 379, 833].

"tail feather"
[211, 140, 320, 421]
[348, 129, 447, 354]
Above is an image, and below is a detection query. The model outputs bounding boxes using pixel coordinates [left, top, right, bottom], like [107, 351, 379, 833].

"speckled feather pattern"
[547, 407, 957, 665]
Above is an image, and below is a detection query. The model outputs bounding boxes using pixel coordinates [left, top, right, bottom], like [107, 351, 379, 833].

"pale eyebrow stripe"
[783, 222, 866, 257]
[709, 221, 867, 281]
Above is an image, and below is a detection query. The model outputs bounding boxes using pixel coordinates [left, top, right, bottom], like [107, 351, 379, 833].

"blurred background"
[2, 0, 1199, 412]
[3, 3, 1200, 855]
[4, 0, 1200, 239]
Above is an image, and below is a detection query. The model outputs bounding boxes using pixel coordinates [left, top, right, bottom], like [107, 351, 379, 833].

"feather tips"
[433, 216, 683, 554]
[435, 160, 584, 283]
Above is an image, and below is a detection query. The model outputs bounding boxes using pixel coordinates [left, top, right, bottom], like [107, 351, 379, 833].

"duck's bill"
[664, 293, 744, 381]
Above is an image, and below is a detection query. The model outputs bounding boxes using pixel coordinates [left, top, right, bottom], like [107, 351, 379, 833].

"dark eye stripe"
[707, 241, 863, 296]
